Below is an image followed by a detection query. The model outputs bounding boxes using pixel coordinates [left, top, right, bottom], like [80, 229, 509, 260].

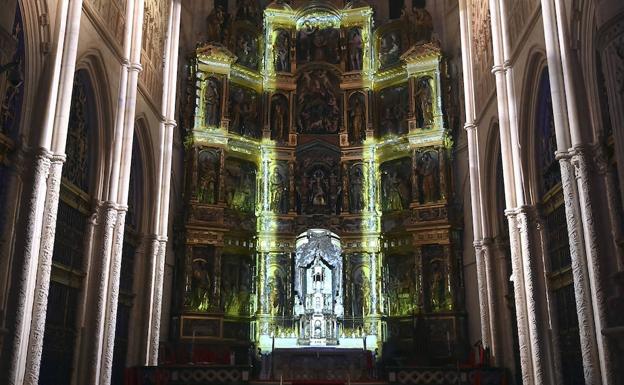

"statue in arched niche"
[382, 170, 404, 211]
[415, 150, 439, 203]
[188, 255, 213, 312]
[274, 29, 291, 72]
[414, 77, 433, 127]
[347, 28, 363, 71]
[271, 94, 289, 143]
[197, 149, 220, 204]
[349, 164, 365, 213]
[205, 77, 221, 126]
[270, 165, 289, 214]
[348, 93, 366, 144]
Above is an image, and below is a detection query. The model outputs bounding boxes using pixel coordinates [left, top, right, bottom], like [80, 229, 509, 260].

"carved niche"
[271, 93, 290, 143]
[296, 144, 341, 215]
[220, 254, 252, 315]
[414, 149, 440, 204]
[348, 162, 366, 213]
[296, 68, 342, 134]
[229, 84, 261, 138]
[380, 157, 411, 212]
[296, 24, 341, 65]
[197, 148, 221, 204]
[186, 246, 217, 312]
[269, 161, 290, 214]
[346, 27, 364, 71]
[387, 254, 419, 316]
[347, 92, 366, 144]
[203, 76, 222, 127]
[377, 83, 409, 137]
[223, 157, 257, 213]
[274, 29, 292, 73]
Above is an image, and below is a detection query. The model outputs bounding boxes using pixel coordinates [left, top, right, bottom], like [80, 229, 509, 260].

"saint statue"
[414, 77, 433, 127]
[205, 79, 220, 126]
[417, 151, 438, 203]
[206, 6, 225, 43]
[383, 170, 404, 211]
[349, 96, 365, 143]
[270, 169, 287, 213]
[348, 28, 363, 71]
[272, 98, 287, 142]
[309, 169, 328, 207]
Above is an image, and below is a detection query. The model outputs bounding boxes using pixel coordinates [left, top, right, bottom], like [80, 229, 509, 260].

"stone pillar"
[143, 0, 182, 365]
[81, 1, 146, 384]
[487, 0, 559, 382]
[541, 0, 614, 382]
[2, 0, 84, 384]
[457, 0, 494, 355]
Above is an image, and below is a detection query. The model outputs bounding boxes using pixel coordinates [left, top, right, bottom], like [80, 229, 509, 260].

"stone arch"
[74, 50, 114, 200]
[518, 48, 549, 206]
[16, 0, 51, 144]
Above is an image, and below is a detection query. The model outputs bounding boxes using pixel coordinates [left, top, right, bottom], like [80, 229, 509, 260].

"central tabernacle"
[294, 229, 343, 346]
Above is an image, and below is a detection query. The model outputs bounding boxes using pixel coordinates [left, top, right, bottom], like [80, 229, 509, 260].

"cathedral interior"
[0, 0, 623, 385]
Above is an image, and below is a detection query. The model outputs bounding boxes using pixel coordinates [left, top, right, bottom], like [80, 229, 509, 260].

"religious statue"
[269, 270, 286, 316]
[206, 6, 226, 43]
[380, 32, 400, 67]
[414, 77, 433, 127]
[270, 168, 288, 213]
[234, 0, 260, 24]
[401, 5, 433, 44]
[297, 20, 318, 63]
[309, 169, 328, 208]
[349, 165, 365, 213]
[205, 78, 220, 126]
[235, 32, 259, 69]
[271, 95, 288, 142]
[347, 28, 363, 71]
[416, 150, 439, 203]
[230, 86, 260, 138]
[231, 171, 254, 211]
[349, 95, 365, 144]
[274, 30, 290, 72]
[382, 170, 404, 211]
[430, 261, 447, 311]
[197, 154, 218, 204]
[189, 258, 212, 311]
[296, 70, 341, 134]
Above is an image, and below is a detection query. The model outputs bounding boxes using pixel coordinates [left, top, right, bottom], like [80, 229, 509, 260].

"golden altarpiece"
[176, 0, 464, 363]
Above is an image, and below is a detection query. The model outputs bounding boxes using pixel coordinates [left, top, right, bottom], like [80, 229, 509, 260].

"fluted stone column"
[2, 1, 84, 384]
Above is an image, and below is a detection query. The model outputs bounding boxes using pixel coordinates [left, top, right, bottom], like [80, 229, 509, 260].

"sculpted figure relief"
[296, 70, 341, 134]
[379, 32, 400, 67]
